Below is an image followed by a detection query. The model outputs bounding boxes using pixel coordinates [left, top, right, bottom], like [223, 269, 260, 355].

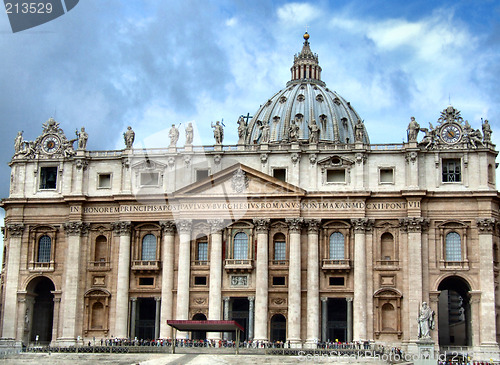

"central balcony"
[224, 259, 253, 272]
[321, 259, 351, 272]
[29, 261, 55, 272]
[131, 260, 160, 271]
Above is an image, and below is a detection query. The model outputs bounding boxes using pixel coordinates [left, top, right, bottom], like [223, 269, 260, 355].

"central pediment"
[173, 163, 305, 198]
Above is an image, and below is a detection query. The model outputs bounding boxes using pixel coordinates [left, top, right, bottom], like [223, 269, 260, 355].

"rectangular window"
[194, 276, 207, 286]
[329, 277, 345, 286]
[274, 241, 286, 261]
[197, 242, 208, 261]
[39, 166, 58, 189]
[326, 169, 345, 183]
[442, 159, 461, 182]
[379, 168, 394, 184]
[196, 169, 210, 182]
[98, 173, 111, 189]
[139, 277, 154, 286]
[273, 168, 286, 182]
[272, 276, 286, 286]
[140, 172, 159, 186]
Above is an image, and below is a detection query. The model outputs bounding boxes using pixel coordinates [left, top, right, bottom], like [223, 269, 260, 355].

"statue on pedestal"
[288, 119, 300, 142]
[76, 127, 88, 150]
[237, 116, 247, 144]
[185, 122, 194, 145]
[482, 119, 492, 142]
[407, 116, 420, 142]
[418, 302, 435, 339]
[308, 119, 320, 143]
[123, 126, 135, 149]
[355, 119, 365, 142]
[168, 124, 179, 147]
[14, 131, 24, 154]
[212, 121, 224, 144]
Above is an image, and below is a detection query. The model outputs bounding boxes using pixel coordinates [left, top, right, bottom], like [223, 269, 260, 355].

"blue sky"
[0, 0, 499, 198]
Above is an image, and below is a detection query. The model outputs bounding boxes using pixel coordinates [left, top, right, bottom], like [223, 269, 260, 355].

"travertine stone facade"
[1, 33, 499, 361]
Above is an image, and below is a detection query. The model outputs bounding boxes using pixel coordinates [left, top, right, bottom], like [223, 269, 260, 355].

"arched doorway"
[192, 313, 207, 340]
[27, 277, 55, 344]
[438, 276, 471, 346]
[270, 314, 286, 342]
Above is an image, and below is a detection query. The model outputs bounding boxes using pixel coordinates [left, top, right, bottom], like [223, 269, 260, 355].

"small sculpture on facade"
[76, 127, 88, 150]
[417, 302, 435, 339]
[482, 119, 492, 142]
[185, 122, 194, 145]
[237, 116, 247, 144]
[354, 119, 365, 142]
[14, 131, 24, 154]
[288, 119, 300, 142]
[407, 116, 420, 142]
[123, 126, 135, 149]
[168, 124, 179, 147]
[419, 123, 437, 149]
[261, 121, 270, 143]
[468, 129, 485, 149]
[308, 119, 320, 143]
[212, 121, 224, 144]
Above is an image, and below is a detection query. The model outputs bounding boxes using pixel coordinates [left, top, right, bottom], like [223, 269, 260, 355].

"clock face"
[440, 124, 462, 144]
[42, 135, 61, 154]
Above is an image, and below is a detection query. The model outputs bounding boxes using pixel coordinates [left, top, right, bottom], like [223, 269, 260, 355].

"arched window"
[381, 232, 394, 260]
[381, 303, 396, 331]
[197, 239, 208, 262]
[274, 233, 286, 261]
[91, 302, 104, 329]
[445, 232, 461, 261]
[233, 232, 248, 260]
[38, 235, 51, 263]
[329, 232, 345, 260]
[141, 234, 157, 261]
[94, 235, 107, 262]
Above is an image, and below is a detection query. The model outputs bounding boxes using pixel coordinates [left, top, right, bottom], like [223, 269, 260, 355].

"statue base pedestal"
[237, 144, 245, 151]
[168, 147, 177, 153]
[214, 145, 222, 152]
[407, 339, 437, 365]
[184, 145, 193, 152]
[309, 143, 317, 150]
[291, 142, 300, 150]
[260, 143, 269, 151]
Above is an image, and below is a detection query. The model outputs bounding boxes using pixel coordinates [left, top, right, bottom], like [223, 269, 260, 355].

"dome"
[245, 34, 369, 145]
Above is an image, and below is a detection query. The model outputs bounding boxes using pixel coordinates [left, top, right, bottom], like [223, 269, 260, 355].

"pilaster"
[159, 221, 175, 339]
[175, 219, 192, 339]
[305, 219, 320, 348]
[207, 218, 224, 340]
[253, 218, 270, 342]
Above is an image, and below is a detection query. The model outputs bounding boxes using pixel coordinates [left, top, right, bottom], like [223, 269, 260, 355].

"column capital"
[130, 297, 137, 302]
[248, 296, 255, 302]
[176, 219, 192, 234]
[223, 297, 231, 302]
[6, 223, 25, 237]
[63, 221, 90, 236]
[399, 217, 429, 232]
[476, 218, 496, 234]
[350, 218, 373, 232]
[346, 297, 353, 303]
[155, 297, 161, 302]
[112, 221, 132, 236]
[253, 218, 270, 233]
[305, 219, 321, 233]
[207, 218, 225, 233]
[321, 297, 328, 303]
[160, 220, 176, 235]
[286, 217, 303, 233]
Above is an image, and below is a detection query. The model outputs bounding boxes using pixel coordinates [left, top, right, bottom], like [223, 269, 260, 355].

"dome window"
[331, 157, 341, 166]
[273, 116, 280, 123]
[333, 98, 341, 105]
[297, 94, 305, 102]
[279, 96, 287, 104]
[316, 94, 324, 102]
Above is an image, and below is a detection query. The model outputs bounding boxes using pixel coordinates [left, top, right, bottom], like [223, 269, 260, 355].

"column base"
[304, 339, 319, 349]
[471, 344, 500, 362]
[206, 332, 222, 341]
[407, 339, 437, 364]
[287, 339, 303, 349]
[56, 337, 81, 346]
[0, 338, 23, 351]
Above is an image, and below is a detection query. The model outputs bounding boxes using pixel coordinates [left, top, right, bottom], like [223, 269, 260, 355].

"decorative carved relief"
[291, 153, 300, 165]
[230, 275, 248, 287]
[63, 221, 90, 236]
[351, 218, 373, 232]
[208, 218, 225, 233]
[273, 298, 286, 306]
[231, 168, 249, 193]
[160, 221, 176, 234]
[112, 221, 131, 236]
[260, 153, 268, 164]
[286, 217, 303, 233]
[477, 218, 496, 234]
[6, 223, 24, 236]
[253, 218, 270, 233]
[305, 219, 321, 233]
[213, 154, 222, 165]
[176, 220, 192, 234]
[405, 152, 418, 164]
[309, 153, 317, 165]
[193, 297, 207, 305]
[399, 217, 429, 233]
[75, 158, 88, 170]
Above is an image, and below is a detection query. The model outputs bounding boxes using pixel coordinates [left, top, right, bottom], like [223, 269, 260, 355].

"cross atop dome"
[290, 32, 322, 84]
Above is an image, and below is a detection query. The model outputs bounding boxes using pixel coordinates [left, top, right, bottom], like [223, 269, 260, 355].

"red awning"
[167, 320, 244, 332]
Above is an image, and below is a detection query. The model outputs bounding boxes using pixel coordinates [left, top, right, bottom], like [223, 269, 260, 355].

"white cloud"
[277, 2, 320, 26]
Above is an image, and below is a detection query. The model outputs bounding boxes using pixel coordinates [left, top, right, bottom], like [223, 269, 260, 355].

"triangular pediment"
[174, 163, 305, 197]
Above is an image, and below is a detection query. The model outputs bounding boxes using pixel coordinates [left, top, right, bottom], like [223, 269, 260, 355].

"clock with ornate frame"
[41, 134, 61, 154]
[440, 124, 462, 144]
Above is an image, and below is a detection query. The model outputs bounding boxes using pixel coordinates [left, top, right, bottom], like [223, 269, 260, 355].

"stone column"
[476, 218, 498, 347]
[51, 294, 61, 345]
[286, 217, 303, 347]
[305, 219, 320, 347]
[130, 298, 137, 339]
[321, 297, 328, 342]
[248, 296, 255, 341]
[155, 297, 161, 340]
[159, 221, 175, 338]
[223, 297, 230, 340]
[253, 218, 270, 342]
[351, 218, 371, 341]
[59, 222, 89, 344]
[175, 220, 192, 339]
[113, 221, 132, 339]
[399, 217, 428, 342]
[1, 224, 24, 341]
[346, 298, 353, 342]
[208, 218, 224, 340]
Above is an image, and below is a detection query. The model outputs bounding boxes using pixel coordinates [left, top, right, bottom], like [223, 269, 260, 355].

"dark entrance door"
[30, 277, 55, 344]
[135, 298, 156, 340]
[327, 298, 347, 342]
[230, 298, 249, 341]
[192, 313, 207, 340]
[270, 314, 286, 342]
[438, 276, 471, 346]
